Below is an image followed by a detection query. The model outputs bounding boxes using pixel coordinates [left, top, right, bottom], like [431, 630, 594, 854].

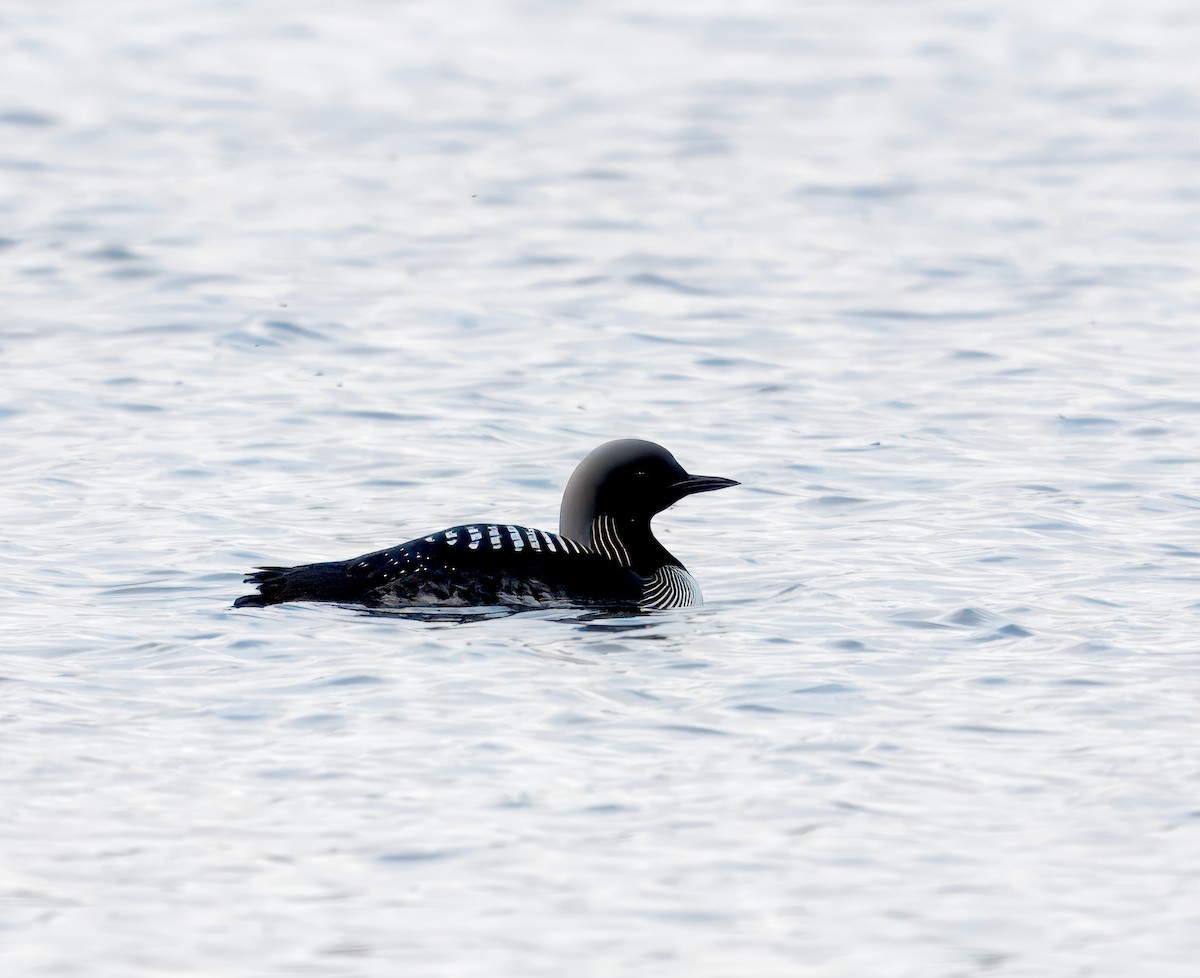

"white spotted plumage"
[424, 523, 586, 556]
[349, 520, 699, 609]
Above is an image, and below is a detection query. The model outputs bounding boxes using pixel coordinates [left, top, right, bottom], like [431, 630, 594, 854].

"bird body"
[234, 440, 736, 611]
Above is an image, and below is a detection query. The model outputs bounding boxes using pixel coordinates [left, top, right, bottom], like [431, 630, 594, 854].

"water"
[3, 0, 1200, 974]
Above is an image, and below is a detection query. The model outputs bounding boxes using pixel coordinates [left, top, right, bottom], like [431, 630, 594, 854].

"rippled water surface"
[3, 1, 1200, 975]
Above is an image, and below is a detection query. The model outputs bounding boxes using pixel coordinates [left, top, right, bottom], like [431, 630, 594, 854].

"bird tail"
[232, 561, 354, 608]
[232, 566, 291, 607]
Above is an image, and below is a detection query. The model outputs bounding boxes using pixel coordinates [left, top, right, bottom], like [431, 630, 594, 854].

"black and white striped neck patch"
[589, 513, 632, 567]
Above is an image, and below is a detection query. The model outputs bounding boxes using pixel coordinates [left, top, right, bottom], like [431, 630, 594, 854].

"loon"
[233, 439, 738, 611]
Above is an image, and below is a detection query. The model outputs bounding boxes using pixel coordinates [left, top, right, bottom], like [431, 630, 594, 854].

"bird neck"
[587, 513, 679, 575]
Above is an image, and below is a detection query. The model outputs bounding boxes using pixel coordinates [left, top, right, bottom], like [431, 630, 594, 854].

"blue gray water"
[3, 1, 1200, 975]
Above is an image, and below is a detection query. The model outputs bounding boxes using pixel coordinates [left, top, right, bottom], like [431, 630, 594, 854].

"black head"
[559, 439, 739, 541]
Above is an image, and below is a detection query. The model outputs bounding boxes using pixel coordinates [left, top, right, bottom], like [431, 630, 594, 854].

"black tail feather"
[233, 560, 357, 608]
[243, 566, 288, 585]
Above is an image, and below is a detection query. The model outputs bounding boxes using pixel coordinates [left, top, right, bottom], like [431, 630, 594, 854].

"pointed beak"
[671, 474, 740, 497]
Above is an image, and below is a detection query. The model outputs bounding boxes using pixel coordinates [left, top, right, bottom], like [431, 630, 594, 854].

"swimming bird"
[233, 439, 738, 611]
